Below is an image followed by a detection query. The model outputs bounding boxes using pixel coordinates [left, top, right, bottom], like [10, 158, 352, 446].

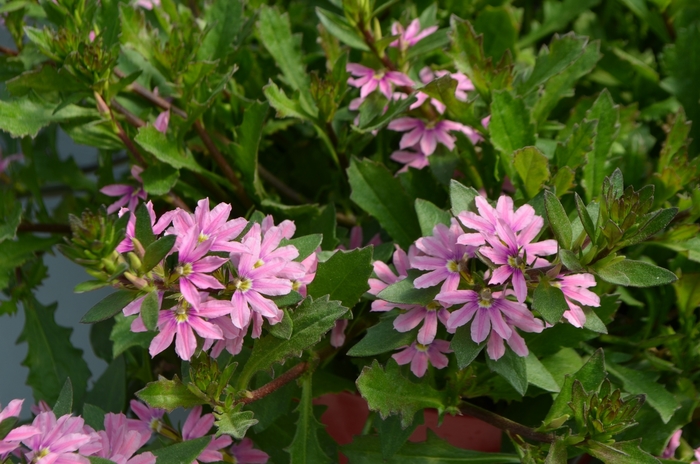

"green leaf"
[420, 75, 478, 127]
[231, 100, 269, 202]
[560, 249, 583, 272]
[0, 417, 17, 441]
[543, 349, 606, 427]
[605, 359, 680, 423]
[85, 356, 126, 413]
[81, 290, 140, 324]
[485, 349, 528, 395]
[514, 147, 550, 199]
[583, 90, 619, 202]
[489, 90, 536, 177]
[286, 375, 332, 464]
[53, 378, 73, 417]
[236, 296, 348, 389]
[263, 80, 316, 121]
[449, 180, 479, 215]
[0, 235, 61, 289]
[214, 404, 258, 439]
[415, 199, 451, 237]
[74, 280, 111, 294]
[595, 259, 677, 287]
[518, 0, 601, 48]
[532, 281, 569, 325]
[617, 0, 670, 42]
[406, 28, 450, 59]
[307, 247, 372, 308]
[554, 120, 597, 170]
[377, 270, 441, 306]
[525, 353, 560, 393]
[348, 157, 421, 249]
[20, 298, 91, 407]
[110, 314, 154, 358]
[356, 94, 417, 134]
[258, 6, 316, 116]
[271, 291, 304, 308]
[377, 412, 424, 460]
[140, 292, 159, 332]
[544, 190, 572, 250]
[472, 6, 517, 61]
[134, 203, 155, 248]
[151, 436, 211, 464]
[6, 65, 85, 97]
[136, 376, 205, 411]
[0, 191, 22, 243]
[316, 7, 369, 51]
[357, 359, 446, 428]
[198, 0, 243, 61]
[575, 193, 597, 242]
[141, 235, 176, 274]
[545, 437, 567, 464]
[519, 34, 588, 95]
[450, 326, 485, 369]
[343, 431, 521, 463]
[97, 0, 120, 51]
[280, 234, 323, 262]
[88, 457, 117, 464]
[82, 403, 107, 431]
[134, 125, 204, 173]
[629, 208, 678, 245]
[584, 439, 660, 464]
[268, 308, 293, 340]
[0, 93, 97, 138]
[141, 163, 179, 196]
[347, 314, 417, 357]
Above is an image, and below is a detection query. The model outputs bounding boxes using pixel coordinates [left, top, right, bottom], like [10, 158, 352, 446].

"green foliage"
[136, 376, 206, 411]
[150, 436, 211, 464]
[81, 290, 140, 324]
[286, 376, 333, 464]
[307, 247, 372, 308]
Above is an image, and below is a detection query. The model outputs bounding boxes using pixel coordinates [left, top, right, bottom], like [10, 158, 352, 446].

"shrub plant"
[0, 0, 699, 463]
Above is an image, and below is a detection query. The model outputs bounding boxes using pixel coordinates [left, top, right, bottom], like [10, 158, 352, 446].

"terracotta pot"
[315, 392, 502, 462]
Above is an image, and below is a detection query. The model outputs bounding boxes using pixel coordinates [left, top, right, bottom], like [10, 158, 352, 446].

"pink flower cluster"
[115, 199, 316, 361]
[0, 399, 268, 464]
[345, 18, 489, 173]
[368, 195, 601, 376]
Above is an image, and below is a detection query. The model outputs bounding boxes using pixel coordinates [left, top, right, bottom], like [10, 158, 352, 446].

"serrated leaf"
[236, 296, 348, 389]
[347, 314, 417, 357]
[489, 91, 536, 181]
[584, 439, 660, 464]
[307, 247, 372, 308]
[197, 0, 243, 61]
[532, 281, 569, 325]
[555, 120, 597, 170]
[141, 235, 176, 274]
[136, 376, 205, 411]
[134, 125, 204, 173]
[141, 163, 179, 196]
[595, 259, 677, 287]
[81, 290, 140, 324]
[544, 190, 572, 249]
[519, 34, 588, 95]
[449, 180, 479, 214]
[271, 291, 304, 308]
[348, 157, 421, 249]
[140, 292, 159, 332]
[286, 375, 332, 464]
[151, 436, 211, 464]
[53, 378, 73, 417]
[514, 147, 550, 199]
[486, 349, 528, 395]
[316, 7, 369, 51]
[357, 359, 446, 427]
[0, 94, 96, 138]
[0, 191, 21, 243]
[280, 234, 322, 262]
[268, 308, 293, 340]
[518, 0, 601, 47]
[450, 326, 485, 369]
[583, 89, 619, 202]
[376, 411, 424, 460]
[214, 405, 258, 439]
[415, 199, 451, 237]
[231, 100, 269, 202]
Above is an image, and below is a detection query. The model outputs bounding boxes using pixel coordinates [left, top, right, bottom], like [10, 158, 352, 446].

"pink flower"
[392, 340, 451, 377]
[411, 221, 475, 292]
[181, 406, 232, 463]
[230, 438, 269, 463]
[388, 118, 464, 155]
[116, 201, 175, 253]
[478, 219, 557, 303]
[457, 196, 537, 245]
[292, 250, 318, 297]
[91, 413, 156, 464]
[437, 288, 543, 359]
[338, 225, 382, 250]
[129, 400, 165, 436]
[154, 110, 170, 133]
[0, 152, 23, 174]
[0, 400, 36, 460]
[202, 316, 246, 358]
[149, 294, 232, 361]
[7, 411, 93, 464]
[30, 400, 51, 416]
[368, 245, 415, 312]
[412, 68, 475, 114]
[175, 226, 228, 305]
[101, 165, 148, 214]
[391, 146, 429, 172]
[347, 63, 413, 100]
[169, 198, 248, 254]
[389, 19, 438, 50]
[123, 291, 164, 333]
[228, 224, 294, 329]
[330, 319, 349, 348]
[394, 301, 450, 345]
[662, 430, 682, 459]
[551, 273, 600, 328]
[134, 0, 160, 9]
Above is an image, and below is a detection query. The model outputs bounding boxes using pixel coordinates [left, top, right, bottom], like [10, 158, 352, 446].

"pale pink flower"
[457, 196, 537, 246]
[392, 340, 451, 377]
[30, 400, 51, 416]
[202, 316, 246, 358]
[7, 411, 92, 464]
[389, 19, 438, 49]
[330, 319, 349, 348]
[347, 63, 413, 100]
[175, 225, 228, 305]
[168, 198, 248, 253]
[0, 152, 23, 174]
[411, 221, 475, 292]
[388, 118, 464, 155]
[153, 110, 170, 133]
[181, 406, 232, 463]
[91, 413, 156, 464]
[260, 215, 296, 239]
[551, 273, 600, 328]
[0, 400, 36, 460]
[123, 291, 164, 333]
[101, 165, 147, 214]
[292, 249, 318, 297]
[149, 294, 232, 361]
[394, 301, 449, 345]
[230, 438, 269, 463]
[129, 400, 165, 437]
[368, 245, 416, 312]
[116, 201, 175, 253]
[662, 429, 682, 459]
[134, 0, 160, 9]
[391, 146, 429, 172]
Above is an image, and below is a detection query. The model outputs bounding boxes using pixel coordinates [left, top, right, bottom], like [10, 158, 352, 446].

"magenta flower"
[90, 413, 156, 464]
[6, 411, 93, 464]
[392, 340, 451, 377]
[292, 249, 318, 297]
[347, 63, 413, 100]
[169, 199, 247, 254]
[182, 406, 232, 463]
[134, 0, 160, 9]
[154, 110, 170, 133]
[479, 219, 557, 303]
[149, 294, 232, 361]
[457, 196, 537, 246]
[129, 400, 165, 437]
[0, 400, 37, 460]
[175, 225, 228, 305]
[30, 400, 52, 416]
[230, 438, 269, 463]
[391, 146, 429, 172]
[368, 245, 415, 312]
[337, 225, 382, 251]
[0, 152, 23, 174]
[389, 19, 438, 50]
[388, 118, 464, 155]
[394, 301, 450, 345]
[551, 273, 600, 328]
[330, 319, 349, 348]
[101, 165, 147, 214]
[662, 430, 682, 459]
[411, 221, 475, 292]
[229, 223, 293, 329]
[202, 316, 246, 358]
[117, 201, 175, 253]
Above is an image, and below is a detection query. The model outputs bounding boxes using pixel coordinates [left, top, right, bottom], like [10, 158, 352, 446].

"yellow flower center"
[426, 301, 441, 312]
[176, 263, 193, 276]
[446, 260, 459, 272]
[254, 259, 264, 269]
[234, 277, 253, 292]
[478, 288, 493, 308]
[198, 232, 209, 243]
[415, 343, 429, 352]
[175, 301, 190, 323]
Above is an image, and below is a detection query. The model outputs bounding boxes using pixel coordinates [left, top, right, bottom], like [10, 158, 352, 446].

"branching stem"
[239, 362, 309, 404]
[459, 401, 555, 444]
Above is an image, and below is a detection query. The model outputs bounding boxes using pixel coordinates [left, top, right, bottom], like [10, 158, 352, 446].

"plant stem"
[239, 362, 309, 404]
[459, 401, 555, 444]
[0, 45, 18, 56]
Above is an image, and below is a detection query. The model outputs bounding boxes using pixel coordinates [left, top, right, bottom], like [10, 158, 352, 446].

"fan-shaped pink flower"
[389, 19, 438, 49]
[175, 225, 228, 305]
[168, 198, 248, 253]
[391, 146, 430, 172]
[551, 273, 600, 328]
[129, 400, 165, 437]
[412, 68, 475, 114]
[392, 340, 452, 377]
[347, 63, 413, 100]
[388, 118, 465, 156]
[153, 110, 170, 133]
[394, 301, 450, 345]
[0, 400, 36, 460]
[330, 319, 349, 348]
[230, 438, 269, 463]
[91, 413, 156, 464]
[368, 245, 416, 312]
[135, 0, 160, 9]
[292, 249, 318, 298]
[182, 406, 232, 463]
[411, 221, 475, 292]
[662, 430, 682, 459]
[117, 201, 175, 253]
[203, 316, 246, 358]
[457, 195, 537, 246]
[101, 165, 147, 214]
